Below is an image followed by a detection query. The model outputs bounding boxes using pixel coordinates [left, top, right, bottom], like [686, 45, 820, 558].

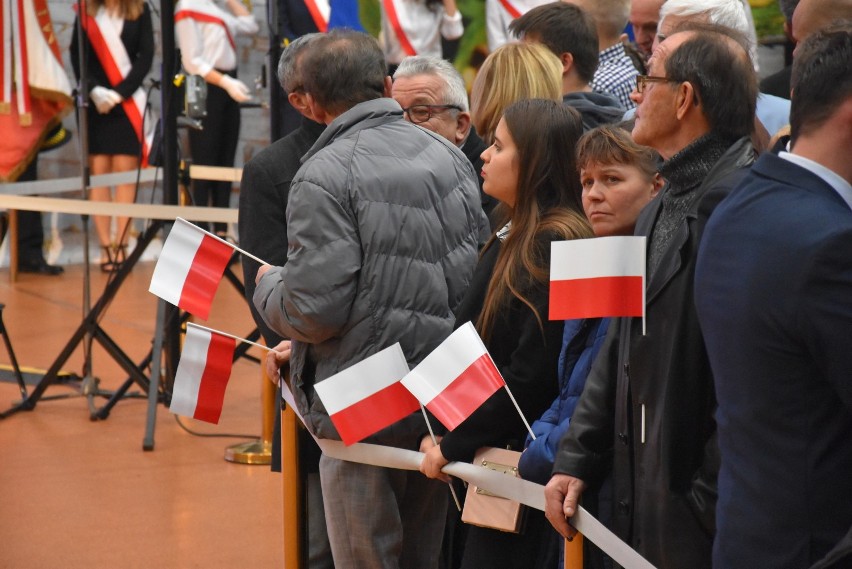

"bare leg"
[111, 154, 139, 251]
[89, 154, 114, 259]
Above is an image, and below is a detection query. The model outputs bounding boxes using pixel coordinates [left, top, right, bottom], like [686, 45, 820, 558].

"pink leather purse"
[461, 447, 526, 533]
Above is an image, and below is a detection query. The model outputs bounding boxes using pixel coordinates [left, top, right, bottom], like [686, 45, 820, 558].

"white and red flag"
[149, 218, 234, 320]
[313, 343, 419, 446]
[401, 322, 505, 431]
[170, 323, 236, 424]
[549, 236, 646, 324]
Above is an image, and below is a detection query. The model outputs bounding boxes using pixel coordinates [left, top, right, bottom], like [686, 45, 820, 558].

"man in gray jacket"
[254, 29, 486, 569]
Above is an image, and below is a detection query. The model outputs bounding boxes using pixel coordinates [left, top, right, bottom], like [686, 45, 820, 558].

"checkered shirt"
[590, 43, 639, 110]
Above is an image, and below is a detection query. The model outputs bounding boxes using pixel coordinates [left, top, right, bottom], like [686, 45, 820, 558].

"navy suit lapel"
[754, 153, 851, 211]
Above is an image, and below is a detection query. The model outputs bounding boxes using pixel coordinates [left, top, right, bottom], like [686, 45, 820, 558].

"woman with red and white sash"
[175, 0, 257, 237]
[71, 0, 154, 272]
[380, 0, 463, 72]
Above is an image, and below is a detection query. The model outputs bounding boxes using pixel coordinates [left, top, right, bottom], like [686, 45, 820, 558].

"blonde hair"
[87, 0, 145, 20]
[470, 42, 562, 145]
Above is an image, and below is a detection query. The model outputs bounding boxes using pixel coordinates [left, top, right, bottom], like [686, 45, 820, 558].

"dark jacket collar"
[638, 136, 755, 304]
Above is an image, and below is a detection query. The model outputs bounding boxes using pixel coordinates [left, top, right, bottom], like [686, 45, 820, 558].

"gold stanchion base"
[224, 440, 273, 465]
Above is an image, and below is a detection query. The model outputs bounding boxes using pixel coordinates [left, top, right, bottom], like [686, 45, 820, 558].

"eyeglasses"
[635, 75, 678, 94]
[402, 104, 462, 124]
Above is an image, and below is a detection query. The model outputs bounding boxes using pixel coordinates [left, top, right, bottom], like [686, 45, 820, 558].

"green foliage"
[454, 0, 488, 70]
[751, 3, 785, 40]
[360, 0, 381, 38]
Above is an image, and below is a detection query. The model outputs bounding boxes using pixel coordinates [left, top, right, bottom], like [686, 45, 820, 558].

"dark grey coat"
[254, 98, 487, 446]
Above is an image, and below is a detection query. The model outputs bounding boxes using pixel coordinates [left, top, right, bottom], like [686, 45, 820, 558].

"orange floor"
[0, 261, 284, 568]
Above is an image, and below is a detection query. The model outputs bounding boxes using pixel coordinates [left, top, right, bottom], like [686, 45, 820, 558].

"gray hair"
[660, 0, 759, 70]
[277, 33, 321, 93]
[393, 56, 470, 112]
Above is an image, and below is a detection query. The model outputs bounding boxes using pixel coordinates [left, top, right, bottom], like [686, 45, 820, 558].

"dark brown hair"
[477, 99, 593, 342]
[576, 124, 661, 180]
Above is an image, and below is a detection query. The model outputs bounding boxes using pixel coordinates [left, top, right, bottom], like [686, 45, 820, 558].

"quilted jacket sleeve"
[253, 174, 362, 344]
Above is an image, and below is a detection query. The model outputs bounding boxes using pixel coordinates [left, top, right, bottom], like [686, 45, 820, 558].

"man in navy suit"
[695, 23, 852, 569]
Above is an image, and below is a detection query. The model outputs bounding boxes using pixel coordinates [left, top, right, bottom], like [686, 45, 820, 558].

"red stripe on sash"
[382, 0, 416, 56]
[174, 10, 236, 51]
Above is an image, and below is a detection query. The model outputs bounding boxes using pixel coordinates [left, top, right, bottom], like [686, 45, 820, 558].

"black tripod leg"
[0, 304, 28, 403]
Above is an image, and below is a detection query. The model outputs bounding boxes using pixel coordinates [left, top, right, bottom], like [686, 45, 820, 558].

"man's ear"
[560, 52, 574, 77]
[675, 81, 697, 121]
[288, 91, 311, 117]
[304, 92, 331, 124]
[383, 76, 393, 98]
[650, 172, 664, 198]
[456, 111, 472, 146]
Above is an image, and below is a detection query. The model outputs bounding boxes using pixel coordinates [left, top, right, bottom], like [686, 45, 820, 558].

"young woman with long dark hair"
[419, 98, 593, 568]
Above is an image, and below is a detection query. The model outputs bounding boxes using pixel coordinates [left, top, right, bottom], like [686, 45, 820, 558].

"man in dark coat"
[238, 34, 333, 569]
[544, 27, 758, 569]
[696, 23, 852, 569]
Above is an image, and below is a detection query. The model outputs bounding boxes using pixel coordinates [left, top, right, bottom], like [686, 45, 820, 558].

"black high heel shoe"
[100, 245, 116, 273]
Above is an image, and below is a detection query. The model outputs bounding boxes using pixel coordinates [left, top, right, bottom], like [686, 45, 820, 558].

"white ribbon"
[280, 382, 657, 569]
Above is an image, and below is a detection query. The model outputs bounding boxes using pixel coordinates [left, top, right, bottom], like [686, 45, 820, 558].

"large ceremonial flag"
[170, 323, 236, 424]
[313, 344, 419, 446]
[149, 218, 234, 320]
[401, 322, 505, 431]
[549, 236, 646, 324]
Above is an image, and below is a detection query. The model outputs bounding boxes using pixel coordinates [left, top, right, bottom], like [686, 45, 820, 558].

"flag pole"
[177, 217, 270, 267]
[501, 383, 536, 441]
[187, 322, 271, 351]
[419, 404, 462, 511]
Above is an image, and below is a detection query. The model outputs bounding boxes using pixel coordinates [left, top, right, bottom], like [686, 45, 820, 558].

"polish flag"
[313, 344, 419, 446]
[149, 218, 234, 320]
[549, 236, 646, 321]
[170, 324, 236, 424]
[401, 322, 505, 431]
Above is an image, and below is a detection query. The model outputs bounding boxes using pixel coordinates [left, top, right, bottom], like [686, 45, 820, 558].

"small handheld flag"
[549, 236, 646, 330]
[170, 323, 237, 424]
[149, 218, 235, 320]
[401, 322, 506, 432]
[313, 344, 420, 446]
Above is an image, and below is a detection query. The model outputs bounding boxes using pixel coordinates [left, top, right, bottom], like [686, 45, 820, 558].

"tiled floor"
[0, 260, 284, 568]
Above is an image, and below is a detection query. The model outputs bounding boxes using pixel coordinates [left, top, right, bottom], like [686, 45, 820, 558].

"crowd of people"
[240, 0, 852, 567]
[10, 0, 849, 566]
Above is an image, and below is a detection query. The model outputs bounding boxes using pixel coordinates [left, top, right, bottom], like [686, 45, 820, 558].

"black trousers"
[16, 158, 47, 266]
[189, 71, 241, 234]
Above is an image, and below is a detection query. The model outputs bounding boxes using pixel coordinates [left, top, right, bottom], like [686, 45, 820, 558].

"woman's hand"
[420, 441, 450, 483]
[265, 340, 292, 385]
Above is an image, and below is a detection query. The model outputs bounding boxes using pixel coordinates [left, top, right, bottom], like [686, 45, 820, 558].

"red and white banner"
[313, 343, 419, 446]
[303, 0, 329, 32]
[0, 0, 72, 181]
[170, 323, 236, 424]
[401, 322, 504, 431]
[549, 236, 646, 321]
[149, 217, 234, 320]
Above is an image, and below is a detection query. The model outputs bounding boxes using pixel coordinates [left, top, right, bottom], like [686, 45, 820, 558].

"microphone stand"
[74, 0, 100, 417]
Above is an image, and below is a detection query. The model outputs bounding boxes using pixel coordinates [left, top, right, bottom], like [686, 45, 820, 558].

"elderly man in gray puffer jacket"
[253, 29, 488, 569]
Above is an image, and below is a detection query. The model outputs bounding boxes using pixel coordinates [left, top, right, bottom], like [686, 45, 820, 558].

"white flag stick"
[186, 322, 270, 352]
[176, 217, 270, 267]
[502, 383, 536, 441]
[486, 353, 536, 441]
[420, 404, 462, 511]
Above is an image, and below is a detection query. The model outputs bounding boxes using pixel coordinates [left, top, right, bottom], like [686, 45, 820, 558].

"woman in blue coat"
[518, 124, 663, 567]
